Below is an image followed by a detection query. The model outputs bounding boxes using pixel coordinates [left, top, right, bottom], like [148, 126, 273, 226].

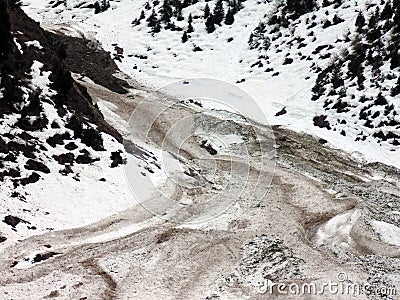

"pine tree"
[236, 0, 244, 11]
[133, 10, 146, 25]
[391, 49, 400, 70]
[204, 3, 210, 18]
[206, 13, 216, 33]
[225, 8, 234, 25]
[187, 13, 194, 33]
[394, 0, 400, 13]
[140, 10, 145, 20]
[355, 12, 365, 32]
[161, 0, 173, 23]
[176, 8, 184, 21]
[331, 64, 344, 89]
[182, 31, 188, 43]
[230, 0, 238, 13]
[147, 9, 161, 33]
[183, 0, 192, 7]
[374, 92, 387, 106]
[153, 21, 161, 33]
[333, 0, 342, 8]
[147, 9, 158, 28]
[101, 0, 110, 11]
[368, 8, 379, 28]
[322, 0, 331, 7]
[284, 0, 316, 20]
[213, 0, 224, 25]
[381, 2, 392, 20]
[393, 8, 400, 32]
[94, 0, 109, 13]
[94, 1, 101, 14]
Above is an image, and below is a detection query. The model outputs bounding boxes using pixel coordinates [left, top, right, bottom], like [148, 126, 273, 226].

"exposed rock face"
[0, 0, 123, 188]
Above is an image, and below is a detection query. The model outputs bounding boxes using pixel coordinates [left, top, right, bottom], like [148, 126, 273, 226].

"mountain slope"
[21, 0, 400, 168]
[0, 0, 129, 245]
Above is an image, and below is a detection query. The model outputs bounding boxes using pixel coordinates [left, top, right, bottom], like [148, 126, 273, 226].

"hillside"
[21, 0, 400, 167]
[0, 0, 129, 245]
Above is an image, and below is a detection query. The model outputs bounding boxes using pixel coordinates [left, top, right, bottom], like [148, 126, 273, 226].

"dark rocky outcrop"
[25, 159, 50, 174]
[0, 0, 125, 187]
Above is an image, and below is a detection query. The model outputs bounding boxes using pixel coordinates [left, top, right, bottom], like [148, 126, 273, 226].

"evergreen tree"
[153, 21, 161, 33]
[393, 8, 400, 32]
[147, 9, 158, 28]
[368, 8, 379, 28]
[391, 49, 400, 70]
[101, 0, 110, 11]
[374, 92, 387, 106]
[161, 0, 173, 23]
[230, 0, 238, 13]
[146, 9, 161, 33]
[355, 12, 365, 32]
[204, 3, 210, 18]
[94, 0, 110, 13]
[331, 64, 344, 89]
[236, 0, 244, 11]
[140, 10, 145, 20]
[286, 0, 316, 18]
[187, 13, 194, 33]
[333, 0, 342, 8]
[133, 10, 145, 25]
[394, 0, 400, 13]
[225, 8, 234, 25]
[213, 0, 224, 25]
[176, 8, 184, 21]
[205, 13, 216, 33]
[322, 0, 331, 7]
[94, 1, 101, 14]
[182, 30, 188, 43]
[381, 2, 392, 20]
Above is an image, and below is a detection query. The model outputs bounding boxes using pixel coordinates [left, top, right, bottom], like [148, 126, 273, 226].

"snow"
[0, 69, 167, 249]
[372, 220, 400, 247]
[7, 0, 398, 247]
[30, 60, 56, 98]
[13, 37, 23, 54]
[1, 3, 399, 297]
[84, 216, 162, 244]
[0, 133, 135, 245]
[315, 209, 361, 250]
[25, 40, 43, 49]
[20, 0, 400, 169]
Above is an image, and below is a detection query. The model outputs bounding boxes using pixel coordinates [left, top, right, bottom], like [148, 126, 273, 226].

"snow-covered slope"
[0, 1, 148, 247]
[21, 0, 400, 168]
